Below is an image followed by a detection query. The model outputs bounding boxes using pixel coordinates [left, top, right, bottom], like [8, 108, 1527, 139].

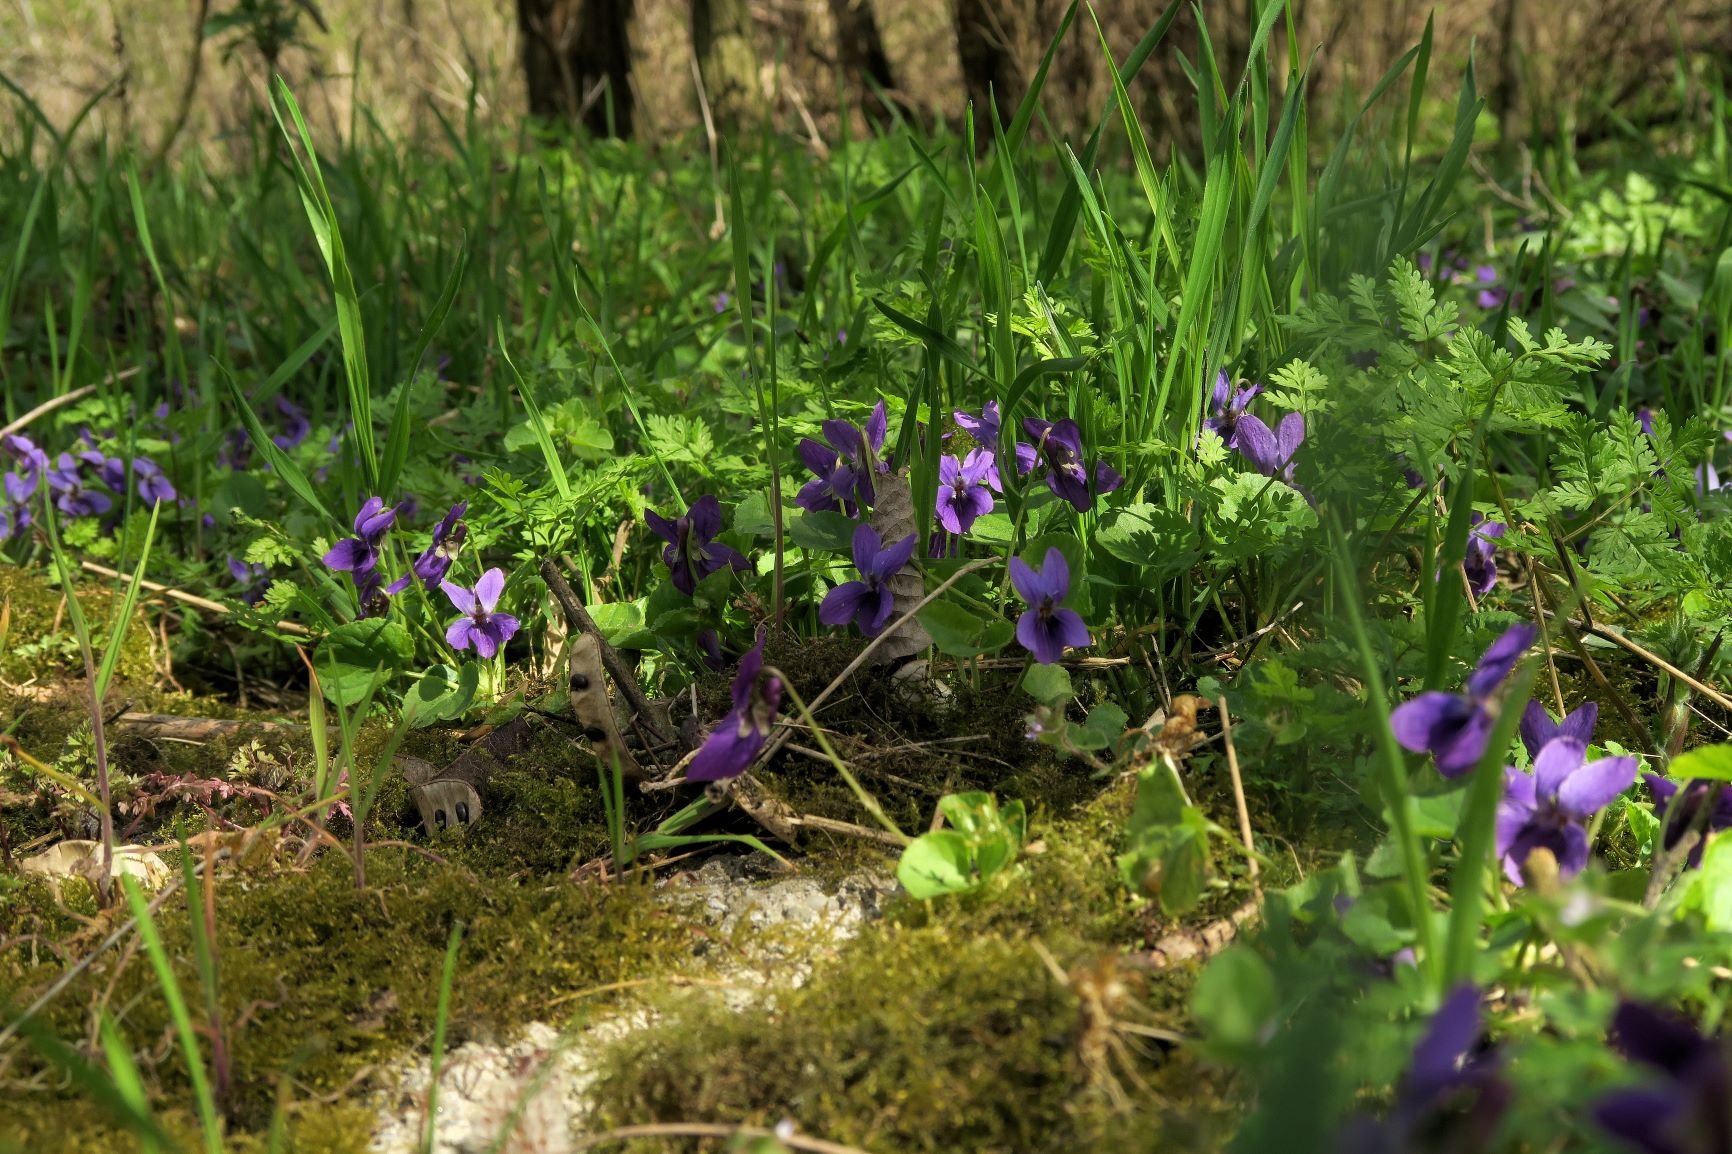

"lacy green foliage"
[1282, 258, 1613, 482]
[0, 853, 698, 1131]
[1515, 407, 1728, 607]
[0, 568, 155, 686]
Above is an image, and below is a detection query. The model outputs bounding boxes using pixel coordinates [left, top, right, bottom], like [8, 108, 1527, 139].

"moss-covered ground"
[1, 594, 1266, 1153]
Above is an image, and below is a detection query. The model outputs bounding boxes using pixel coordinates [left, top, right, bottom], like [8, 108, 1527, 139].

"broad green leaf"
[1191, 945, 1277, 1054]
[789, 510, 859, 552]
[1685, 835, 1732, 931]
[1669, 744, 1732, 782]
[917, 600, 1014, 658]
[1096, 502, 1199, 569]
[407, 663, 480, 727]
[1021, 663, 1073, 704]
[897, 830, 977, 898]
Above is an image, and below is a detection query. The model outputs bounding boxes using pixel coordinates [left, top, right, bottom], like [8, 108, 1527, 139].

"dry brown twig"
[79, 560, 311, 636]
[541, 559, 674, 747]
[1216, 697, 1261, 898]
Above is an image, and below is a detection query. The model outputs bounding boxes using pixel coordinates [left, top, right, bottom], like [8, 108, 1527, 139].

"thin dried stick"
[0, 383, 101, 438]
[1533, 584, 1657, 757]
[786, 813, 906, 846]
[1197, 601, 1306, 664]
[1545, 610, 1732, 715]
[541, 559, 673, 745]
[79, 560, 310, 635]
[1216, 698, 1260, 897]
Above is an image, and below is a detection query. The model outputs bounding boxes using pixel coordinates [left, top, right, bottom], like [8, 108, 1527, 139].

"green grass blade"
[219, 363, 336, 524]
[99, 1013, 167, 1154]
[95, 499, 160, 701]
[494, 318, 571, 502]
[1003, 0, 1079, 161]
[7, 1007, 184, 1154]
[1328, 515, 1440, 988]
[380, 242, 468, 497]
[1444, 665, 1535, 988]
[1038, 0, 1185, 282]
[421, 920, 465, 1154]
[1425, 465, 1478, 691]
[271, 76, 378, 491]
[122, 875, 223, 1154]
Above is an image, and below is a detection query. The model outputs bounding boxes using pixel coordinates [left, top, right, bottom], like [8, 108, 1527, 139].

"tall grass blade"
[271, 77, 379, 491]
[122, 874, 224, 1154]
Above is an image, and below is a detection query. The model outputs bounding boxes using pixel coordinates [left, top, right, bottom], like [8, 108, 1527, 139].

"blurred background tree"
[515, 0, 637, 136]
[2, 0, 1729, 160]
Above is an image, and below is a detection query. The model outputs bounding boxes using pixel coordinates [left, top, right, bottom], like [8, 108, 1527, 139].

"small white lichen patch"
[369, 858, 895, 1153]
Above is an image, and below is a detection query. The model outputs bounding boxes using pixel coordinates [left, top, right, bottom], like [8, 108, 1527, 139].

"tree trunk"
[692, 0, 762, 130]
[515, 0, 636, 137]
[1492, 0, 1524, 164]
[826, 0, 905, 126]
[952, 0, 1018, 138]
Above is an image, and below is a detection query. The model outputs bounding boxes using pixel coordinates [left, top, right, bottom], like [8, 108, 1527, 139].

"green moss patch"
[588, 921, 1231, 1153]
[0, 568, 156, 687]
[0, 850, 705, 1144]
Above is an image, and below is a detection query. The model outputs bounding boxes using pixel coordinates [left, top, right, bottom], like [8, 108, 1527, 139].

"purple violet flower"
[696, 629, 727, 672]
[132, 458, 176, 504]
[1202, 371, 1263, 450]
[1, 471, 34, 539]
[1496, 737, 1636, 884]
[272, 396, 311, 450]
[1464, 513, 1506, 597]
[795, 401, 888, 515]
[1390, 625, 1538, 777]
[935, 450, 996, 534]
[1593, 1000, 1731, 1154]
[5, 464, 38, 506]
[1519, 701, 1598, 760]
[954, 401, 1001, 446]
[953, 402, 1003, 488]
[1340, 986, 1509, 1154]
[407, 502, 468, 591]
[819, 523, 917, 637]
[47, 453, 113, 517]
[644, 495, 750, 597]
[322, 497, 398, 575]
[441, 568, 519, 659]
[688, 629, 783, 782]
[322, 497, 401, 612]
[1, 434, 48, 479]
[1014, 418, 1122, 513]
[1234, 411, 1306, 487]
[1475, 266, 1508, 310]
[227, 557, 270, 606]
[1009, 548, 1089, 664]
[1644, 775, 1732, 870]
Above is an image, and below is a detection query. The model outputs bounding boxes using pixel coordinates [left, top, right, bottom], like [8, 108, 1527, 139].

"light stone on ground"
[369, 856, 895, 1154]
